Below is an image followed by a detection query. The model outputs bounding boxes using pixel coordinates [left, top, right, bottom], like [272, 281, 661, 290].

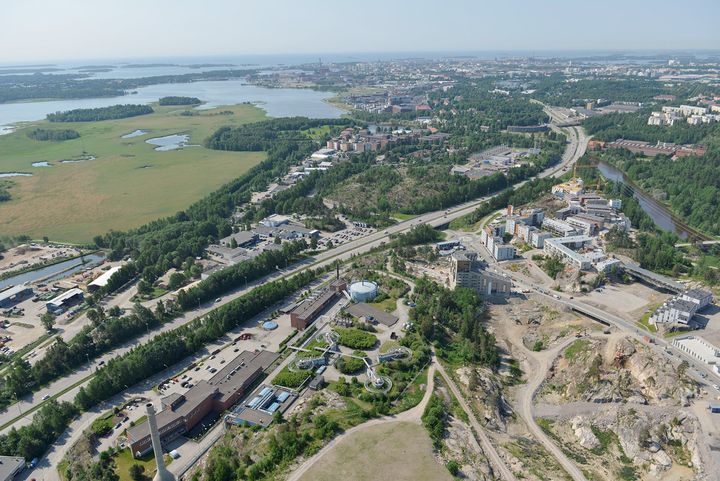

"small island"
[47, 104, 153, 122]
[158, 96, 202, 106]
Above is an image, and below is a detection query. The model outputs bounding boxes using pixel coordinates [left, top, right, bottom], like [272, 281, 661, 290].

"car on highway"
[41, 394, 50, 401]
[215, 298, 222, 303]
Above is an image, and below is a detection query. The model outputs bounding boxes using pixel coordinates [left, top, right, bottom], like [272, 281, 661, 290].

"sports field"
[298, 421, 452, 481]
[0, 103, 267, 243]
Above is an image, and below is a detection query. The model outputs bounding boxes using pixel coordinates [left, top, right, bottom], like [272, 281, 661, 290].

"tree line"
[47, 104, 153, 122]
[0, 69, 256, 104]
[26, 128, 80, 141]
[0, 269, 320, 461]
[158, 96, 201, 106]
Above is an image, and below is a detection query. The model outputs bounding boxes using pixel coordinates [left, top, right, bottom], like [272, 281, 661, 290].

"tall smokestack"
[145, 402, 176, 481]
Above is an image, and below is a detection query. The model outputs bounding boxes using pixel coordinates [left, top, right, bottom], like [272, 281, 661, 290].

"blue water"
[146, 134, 189, 151]
[0, 253, 105, 290]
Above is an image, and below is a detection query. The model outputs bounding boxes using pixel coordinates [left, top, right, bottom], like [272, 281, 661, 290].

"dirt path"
[285, 362, 437, 481]
[509, 335, 589, 481]
[434, 360, 518, 481]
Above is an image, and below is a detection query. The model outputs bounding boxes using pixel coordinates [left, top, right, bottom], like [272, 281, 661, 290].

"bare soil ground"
[297, 421, 452, 481]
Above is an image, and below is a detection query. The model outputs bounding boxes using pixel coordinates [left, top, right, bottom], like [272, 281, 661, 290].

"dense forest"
[602, 148, 720, 236]
[205, 117, 350, 151]
[26, 128, 80, 141]
[0, 69, 256, 103]
[411, 277, 499, 367]
[430, 81, 549, 130]
[530, 75, 674, 107]
[584, 110, 718, 144]
[158, 96, 201, 106]
[47, 104, 153, 122]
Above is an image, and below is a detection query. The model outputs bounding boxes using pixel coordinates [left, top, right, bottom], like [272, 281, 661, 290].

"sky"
[1, 0, 719, 63]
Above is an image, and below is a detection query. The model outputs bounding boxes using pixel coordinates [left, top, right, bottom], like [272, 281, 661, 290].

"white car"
[41, 394, 50, 401]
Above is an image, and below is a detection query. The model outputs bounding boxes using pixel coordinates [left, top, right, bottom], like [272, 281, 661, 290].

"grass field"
[0, 103, 267, 243]
[298, 421, 451, 481]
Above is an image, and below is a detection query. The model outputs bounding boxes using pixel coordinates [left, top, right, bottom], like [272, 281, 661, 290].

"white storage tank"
[349, 280, 378, 302]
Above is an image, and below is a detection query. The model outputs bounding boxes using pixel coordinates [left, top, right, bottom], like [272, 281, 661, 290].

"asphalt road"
[12, 120, 589, 480]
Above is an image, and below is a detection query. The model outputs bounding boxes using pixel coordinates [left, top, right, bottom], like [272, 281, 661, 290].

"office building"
[451, 251, 511, 296]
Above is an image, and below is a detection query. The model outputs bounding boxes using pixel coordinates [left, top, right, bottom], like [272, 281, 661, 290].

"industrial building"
[345, 302, 399, 327]
[127, 350, 279, 458]
[46, 288, 84, 314]
[289, 279, 347, 330]
[0, 456, 25, 481]
[219, 231, 259, 249]
[348, 281, 378, 302]
[259, 214, 291, 228]
[225, 384, 297, 427]
[0, 285, 33, 308]
[672, 336, 720, 368]
[87, 266, 122, 292]
[451, 251, 511, 296]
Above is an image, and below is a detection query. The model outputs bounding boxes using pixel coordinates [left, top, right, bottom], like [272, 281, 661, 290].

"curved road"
[434, 359, 518, 481]
[15, 115, 589, 480]
[511, 337, 588, 481]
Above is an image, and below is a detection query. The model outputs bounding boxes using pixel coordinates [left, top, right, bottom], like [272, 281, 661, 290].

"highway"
[12, 117, 588, 480]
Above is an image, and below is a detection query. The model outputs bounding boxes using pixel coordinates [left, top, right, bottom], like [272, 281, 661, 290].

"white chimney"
[145, 402, 177, 481]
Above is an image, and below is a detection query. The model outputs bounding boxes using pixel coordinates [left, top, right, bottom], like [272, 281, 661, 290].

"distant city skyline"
[2, 0, 719, 63]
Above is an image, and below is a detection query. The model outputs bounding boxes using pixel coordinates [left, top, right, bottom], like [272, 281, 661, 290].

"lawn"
[0, 103, 267, 243]
[366, 296, 397, 313]
[297, 421, 451, 481]
[114, 447, 171, 481]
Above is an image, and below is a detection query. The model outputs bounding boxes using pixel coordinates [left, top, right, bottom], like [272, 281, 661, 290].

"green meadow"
[0, 103, 267, 243]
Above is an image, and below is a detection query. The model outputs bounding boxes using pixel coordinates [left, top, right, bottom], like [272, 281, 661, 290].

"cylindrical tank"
[349, 280, 378, 302]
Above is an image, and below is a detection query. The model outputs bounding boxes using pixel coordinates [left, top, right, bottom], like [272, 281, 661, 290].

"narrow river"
[596, 160, 694, 239]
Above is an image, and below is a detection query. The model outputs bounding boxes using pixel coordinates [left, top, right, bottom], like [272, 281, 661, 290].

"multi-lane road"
[14, 119, 588, 480]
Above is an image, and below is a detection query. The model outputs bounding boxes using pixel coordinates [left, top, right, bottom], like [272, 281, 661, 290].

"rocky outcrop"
[541, 337, 699, 406]
[571, 416, 600, 450]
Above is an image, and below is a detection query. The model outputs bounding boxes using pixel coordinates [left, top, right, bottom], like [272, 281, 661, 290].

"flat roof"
[0, 455, 24, 480]
[127, 350, 279, 443]
[345, 302, 399, 327]
[88, 266, 122, 288]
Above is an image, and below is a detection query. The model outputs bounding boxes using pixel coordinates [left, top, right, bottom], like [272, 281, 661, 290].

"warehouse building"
[87, 266, 122, 292]
[672, 336, 720, 367]
[127, 350, 279, 458]
[46, 288, 84, 313]
[0, 285, 33, 308]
